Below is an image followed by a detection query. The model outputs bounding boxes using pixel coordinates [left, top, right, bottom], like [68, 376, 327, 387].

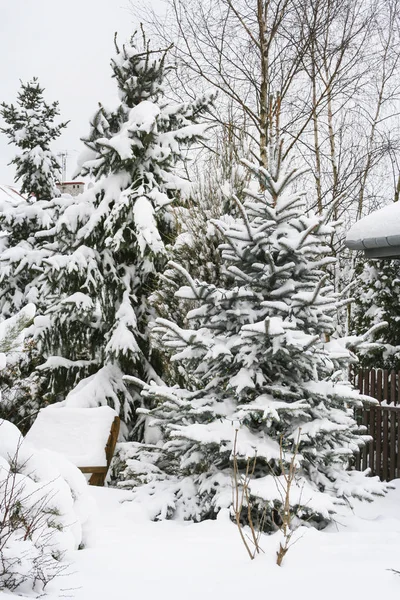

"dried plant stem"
[231, 428, 262, 560]
[275, 431, 302, 567]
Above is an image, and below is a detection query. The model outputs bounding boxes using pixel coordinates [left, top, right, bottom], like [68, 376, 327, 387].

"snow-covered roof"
[0, 184, 25, 209]
[346, 202, 400, 258]
[58, 181, 85, 185]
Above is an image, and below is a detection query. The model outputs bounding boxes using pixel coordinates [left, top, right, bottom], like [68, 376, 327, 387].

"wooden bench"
[25, 406, 120, 486]
[78, 416, 120, 486]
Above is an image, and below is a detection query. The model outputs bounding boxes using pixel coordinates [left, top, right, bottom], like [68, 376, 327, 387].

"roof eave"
[346, 234, 400, 258]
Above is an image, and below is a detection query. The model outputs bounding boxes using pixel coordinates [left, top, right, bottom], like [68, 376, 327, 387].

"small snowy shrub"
[0, 419, 93, 595]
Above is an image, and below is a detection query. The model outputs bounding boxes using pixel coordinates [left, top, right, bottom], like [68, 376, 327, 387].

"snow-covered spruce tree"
[1, 78, 68, 200]
[0, 194, 59, 432]
[116, 139, 384, 526]
[8, 32, 212, 435]
[351, 257, 400, 369]
[150, 124, 251, 386]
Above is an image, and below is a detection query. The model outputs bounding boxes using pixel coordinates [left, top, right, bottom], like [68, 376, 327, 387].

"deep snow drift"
[7, 480, 399, 600]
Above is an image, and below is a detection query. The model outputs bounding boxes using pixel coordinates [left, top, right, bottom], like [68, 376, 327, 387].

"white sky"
[0, 0, 163, 184]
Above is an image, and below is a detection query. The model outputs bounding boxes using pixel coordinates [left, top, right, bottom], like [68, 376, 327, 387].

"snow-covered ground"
[4, 482, 399, 600]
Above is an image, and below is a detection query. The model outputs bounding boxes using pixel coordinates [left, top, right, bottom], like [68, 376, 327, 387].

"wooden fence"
[354, 368, 400, 481]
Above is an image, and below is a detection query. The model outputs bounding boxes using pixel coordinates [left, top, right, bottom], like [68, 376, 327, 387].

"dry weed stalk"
[275, 430, 302, 567]
[231, 428, 265, 560]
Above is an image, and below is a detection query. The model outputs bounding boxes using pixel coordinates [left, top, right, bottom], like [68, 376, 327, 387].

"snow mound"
[0, 419, 94, 595]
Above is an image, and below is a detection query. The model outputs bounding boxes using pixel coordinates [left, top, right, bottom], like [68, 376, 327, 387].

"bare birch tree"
[132, 0, 400, 330]
[134, 0, 400, 211]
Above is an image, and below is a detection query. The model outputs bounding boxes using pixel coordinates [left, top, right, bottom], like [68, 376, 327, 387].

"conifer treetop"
[78, 28, 214, 182]
[111, 27, 172, 108]
[0, 78, 68, 200]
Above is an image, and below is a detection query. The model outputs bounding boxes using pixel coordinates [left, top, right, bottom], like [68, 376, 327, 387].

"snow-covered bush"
[0, 419, 92, 595]
[115, 138, 386, 528]
[0, 307, 93, 595]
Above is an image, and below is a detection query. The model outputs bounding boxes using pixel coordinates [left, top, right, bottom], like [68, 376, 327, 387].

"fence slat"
[397, 414, 400, 479]
[361, 369, 370, 470]
[398, 370, 400, 406]
[362, 408, 369, 470]
[369, 370, 376, 472]
[384, 370, 389, 403]
[376, 370, 383, 478]
[364, 369, 370, 397]
[358, 368, 363, 394]
[391, 370, 396, 405]
[382, 410, 389, 480]
[390, 410, 396, 481]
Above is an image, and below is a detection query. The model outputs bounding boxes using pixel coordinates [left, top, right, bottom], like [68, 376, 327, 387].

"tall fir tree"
[1, 78, 68, 200]
[0, 32, 212, 436]
[0, 77, 68, 427]
[351, 258, 400, 369]
[0, 196, 61, 432]
[115, 139, 384, 526]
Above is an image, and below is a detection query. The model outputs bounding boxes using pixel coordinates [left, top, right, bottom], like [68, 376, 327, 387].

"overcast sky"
[0, 0, 163, 184]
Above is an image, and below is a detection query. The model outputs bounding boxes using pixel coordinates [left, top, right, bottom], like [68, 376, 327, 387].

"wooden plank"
[370, 369, 376, 398]
[354, 368, 365, 471]
[361, 369, 370, 471]
[377, 370, 382, 403]
[375, 369, 381, 404]
[369, 370, 376, 472]
[376, 370, 383, 477]
[355, 447, 361, 470]
[355, 391, 361, 471]
[79, 466, 108, 474]
[382, 409, 389, 481]
[364, 369, 370, 397]
[105, 417, 120, 465]
[89, 472, 109, 486]
[397, 412, 400, 479]
[362, 408, 369, 470]
[398, 370, 400, 406]
[391, 370, 396, 405]
[384, 370, 389, 404]
[390, 409, 396, 481]
[89, 416, 120, 486]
